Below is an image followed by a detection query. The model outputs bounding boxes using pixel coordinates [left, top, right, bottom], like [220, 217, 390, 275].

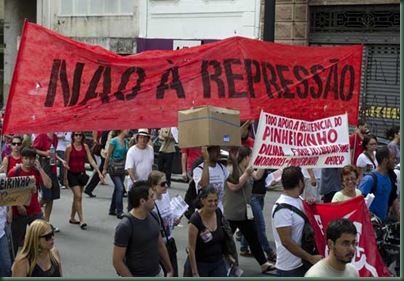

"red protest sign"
[3, 21, 363, 134]
[303, 196, 390, 277]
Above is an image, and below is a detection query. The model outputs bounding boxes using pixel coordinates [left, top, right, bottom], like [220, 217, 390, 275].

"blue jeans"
[109, 175, 125, 214]
[240, 194, 273, 254]
[276, 265, 306, 277]
[0, 226, 11, 277]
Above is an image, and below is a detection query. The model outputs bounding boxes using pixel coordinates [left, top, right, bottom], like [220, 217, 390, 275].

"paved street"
[39, 172, 282, 278]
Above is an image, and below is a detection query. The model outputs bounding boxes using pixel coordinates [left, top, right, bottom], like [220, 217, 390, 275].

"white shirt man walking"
[125, 129, 154, 211]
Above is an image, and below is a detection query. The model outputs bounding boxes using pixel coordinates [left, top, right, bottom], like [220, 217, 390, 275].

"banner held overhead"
[3, 21, 363, 134]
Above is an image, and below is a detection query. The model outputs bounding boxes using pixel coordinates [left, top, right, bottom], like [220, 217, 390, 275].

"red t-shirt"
[6, 155, 22, 173]
[242, 137, 255, 148]
[8, 167, 44, 216]
[349, 133, 364, 165]
[181, 148, 202, 172]
[69, 145, 86, 173]
[32, 133, 58, 174]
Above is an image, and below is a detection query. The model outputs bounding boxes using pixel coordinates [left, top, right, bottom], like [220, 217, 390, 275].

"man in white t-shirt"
[271, 166, 323, 277]
[305, 218, 359, 277]
[192, 146, 239, 211]
[125, 129, 154, 211]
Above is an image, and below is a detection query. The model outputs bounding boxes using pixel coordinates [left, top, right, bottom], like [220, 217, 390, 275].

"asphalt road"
[29, 172, 283, 278]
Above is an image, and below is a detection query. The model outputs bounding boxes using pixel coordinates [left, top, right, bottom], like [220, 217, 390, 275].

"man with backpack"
[192, 146, 239, 211]
[271, 166, 323, 277]
[112, 181, 173, 277]
[358, 146, 400, 221]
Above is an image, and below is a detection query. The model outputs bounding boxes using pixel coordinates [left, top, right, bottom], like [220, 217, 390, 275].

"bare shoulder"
[12, 258, 29, 277]
[51, 247, 62, 262]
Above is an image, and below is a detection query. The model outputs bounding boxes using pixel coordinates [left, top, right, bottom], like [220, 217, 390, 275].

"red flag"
[3, 21, 363, 134]
[303, 196, 390, 277]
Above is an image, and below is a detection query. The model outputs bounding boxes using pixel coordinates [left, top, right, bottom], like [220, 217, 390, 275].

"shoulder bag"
[108, 158, 126, 176]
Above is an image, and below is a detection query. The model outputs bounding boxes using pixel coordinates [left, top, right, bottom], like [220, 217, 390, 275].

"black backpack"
[272, 203, 318, 271]
[366, 170, 398, 209]
[184, 167, 202, 220]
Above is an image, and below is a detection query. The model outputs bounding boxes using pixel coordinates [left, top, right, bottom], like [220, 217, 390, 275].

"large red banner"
[3, 21, 363, 134]
[303, 196, 390, 277]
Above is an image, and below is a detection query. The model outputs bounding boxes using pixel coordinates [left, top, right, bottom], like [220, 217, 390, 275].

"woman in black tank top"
[11, 219, 62, 277]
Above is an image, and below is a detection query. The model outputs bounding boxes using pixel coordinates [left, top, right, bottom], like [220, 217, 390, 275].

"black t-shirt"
[251, 169, 269, 195]
[189, 209, 225, 263]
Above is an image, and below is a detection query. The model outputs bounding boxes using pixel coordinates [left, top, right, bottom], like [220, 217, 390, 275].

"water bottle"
[49, 144, 56, 166]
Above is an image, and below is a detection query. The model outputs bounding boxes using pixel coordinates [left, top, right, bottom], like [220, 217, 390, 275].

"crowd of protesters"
[0, 120, 400, 277]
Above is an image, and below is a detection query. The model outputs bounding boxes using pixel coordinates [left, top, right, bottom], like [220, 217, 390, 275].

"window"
[59, 0, 133, 16]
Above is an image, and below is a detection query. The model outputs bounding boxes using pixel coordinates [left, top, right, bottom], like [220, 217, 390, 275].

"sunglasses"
[39, 230, 55, 241]
[159, 182, 167, 187]
[74, 134, 83, 137]
[11, 142, 22, 146]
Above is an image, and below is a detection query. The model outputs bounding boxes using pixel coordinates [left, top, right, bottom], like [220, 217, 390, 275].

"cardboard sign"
[0, 176, 36, 206]
[178, 106, 241, 147]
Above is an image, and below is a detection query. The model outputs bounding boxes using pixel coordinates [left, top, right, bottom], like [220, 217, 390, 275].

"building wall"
[258, 0, 400, 46]
[139, 0, 262, 40]
[3, 0, 36, 104]
[38, 0, 139, 54]
[309, 0, 399, 5]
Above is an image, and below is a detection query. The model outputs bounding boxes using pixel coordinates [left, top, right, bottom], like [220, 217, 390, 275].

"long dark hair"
[362, 134, 377, 150]
[385, 126, 400, 141]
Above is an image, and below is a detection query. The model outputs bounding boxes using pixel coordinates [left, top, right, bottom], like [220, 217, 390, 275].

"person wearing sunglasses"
[12, 219, 62, 277]
[148, 170, 181, 277]
[64, 132, 103, 229]
[0, 135, 23, 174]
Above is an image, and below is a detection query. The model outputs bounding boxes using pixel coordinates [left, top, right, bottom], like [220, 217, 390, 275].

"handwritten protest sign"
[0, 176, 36, 206]
[251, 112, 350, 169]
[3, 21, 362, 134]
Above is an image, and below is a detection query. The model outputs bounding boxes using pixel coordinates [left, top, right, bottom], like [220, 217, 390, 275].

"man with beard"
[305, 218, 359, 277]
[125, 129, 154, 212]
[349, 118, 369, 166]
[112, 182, 173, 277]
[358, 146, 400, 221]
[271, 166, 323, 277]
